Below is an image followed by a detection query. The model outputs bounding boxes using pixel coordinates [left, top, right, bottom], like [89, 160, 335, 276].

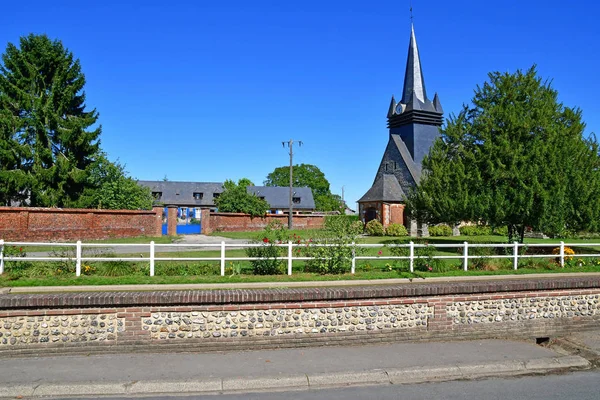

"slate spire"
[401, 24, 428, 106]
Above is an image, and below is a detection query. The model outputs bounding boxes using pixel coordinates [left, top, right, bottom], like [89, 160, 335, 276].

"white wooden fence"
[0, 239, 595, 277]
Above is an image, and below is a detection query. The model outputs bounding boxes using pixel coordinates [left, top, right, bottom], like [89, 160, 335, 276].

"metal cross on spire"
[410, 0, 413, 23]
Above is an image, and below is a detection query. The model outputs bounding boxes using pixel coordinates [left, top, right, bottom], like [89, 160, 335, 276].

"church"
[358, 24, 443, 236]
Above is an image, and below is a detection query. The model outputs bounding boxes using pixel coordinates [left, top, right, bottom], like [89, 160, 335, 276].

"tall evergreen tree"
[0, 34, 100, 207]
[407, 66, 600, 242]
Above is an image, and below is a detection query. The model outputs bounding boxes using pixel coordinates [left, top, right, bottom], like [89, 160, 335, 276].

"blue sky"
[2, 1, 599, 209]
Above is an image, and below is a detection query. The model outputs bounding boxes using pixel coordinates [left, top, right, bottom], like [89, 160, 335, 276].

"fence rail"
[0, 239, 597, 277]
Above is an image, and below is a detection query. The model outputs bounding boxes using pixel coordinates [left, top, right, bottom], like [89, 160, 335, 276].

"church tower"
[358, 24, 443, 235]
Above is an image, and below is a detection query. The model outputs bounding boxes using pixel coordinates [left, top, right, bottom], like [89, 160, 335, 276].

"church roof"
[358, 174, 406, 203]
[388, 24, 442, 121]
[401, 24, 428, 106]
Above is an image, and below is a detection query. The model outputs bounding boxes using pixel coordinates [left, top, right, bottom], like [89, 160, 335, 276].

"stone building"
[358, 24, 443, 235]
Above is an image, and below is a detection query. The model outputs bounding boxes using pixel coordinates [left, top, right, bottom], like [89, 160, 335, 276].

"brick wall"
[0, 276, 599, 355]
[203, 212, 325, 234]
[0, 206, 163, 242]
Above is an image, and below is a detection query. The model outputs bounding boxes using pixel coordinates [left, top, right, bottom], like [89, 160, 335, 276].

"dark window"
[394, 161, 398, 170]
[293, 197, 301, 204]
[152, 192, 162, 200]
[193, 192, 203, 200]
[259, 196, 265, 200]
[213, 193, 220, 199]
[384, 163, 388, 171]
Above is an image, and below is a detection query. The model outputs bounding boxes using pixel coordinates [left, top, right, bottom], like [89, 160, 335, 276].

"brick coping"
[1, 276, 599, 310]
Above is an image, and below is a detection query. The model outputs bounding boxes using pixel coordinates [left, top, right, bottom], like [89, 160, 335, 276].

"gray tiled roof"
[138, 181, 316, 210]
[358, 174, 406, 202]
[248, 186, 315, 210]
[138, 181, 223, 207]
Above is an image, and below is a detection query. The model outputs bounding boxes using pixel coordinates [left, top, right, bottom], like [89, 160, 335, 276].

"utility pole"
[282, 139, 302, 229]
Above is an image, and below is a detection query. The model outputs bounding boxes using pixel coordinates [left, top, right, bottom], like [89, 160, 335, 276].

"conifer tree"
[0, 34, 100, 207]
[407, 66, 600, 242]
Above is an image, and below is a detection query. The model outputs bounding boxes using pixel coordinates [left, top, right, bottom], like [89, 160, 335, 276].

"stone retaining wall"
[0, 276, 599, 355]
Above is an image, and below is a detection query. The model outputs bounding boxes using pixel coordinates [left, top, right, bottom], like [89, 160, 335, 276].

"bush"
[386, 223, 408, 237]
[428, 224, 453, 237]
[304, 216, 363, 274]
[459, 225, 493, 236]
[365, 220, 385, 236]
[493, 225, 508, 236]
[246, 221, 287, 275]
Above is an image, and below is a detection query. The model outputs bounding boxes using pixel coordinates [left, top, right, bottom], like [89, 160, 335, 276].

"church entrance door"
[365, 207, 378, 224]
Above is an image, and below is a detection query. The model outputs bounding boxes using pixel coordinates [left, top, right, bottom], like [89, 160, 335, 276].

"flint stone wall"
[0, 276, 599, 355]
[144, 304, 432, 340]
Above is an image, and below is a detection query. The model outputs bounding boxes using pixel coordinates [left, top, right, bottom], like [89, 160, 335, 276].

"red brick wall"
[203, 212, 325, 233]
[0, 206, 162, 242]
[389, 204, 405, 226]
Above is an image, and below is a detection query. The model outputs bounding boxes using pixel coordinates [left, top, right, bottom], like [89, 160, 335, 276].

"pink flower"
[378, 251, 382, 255]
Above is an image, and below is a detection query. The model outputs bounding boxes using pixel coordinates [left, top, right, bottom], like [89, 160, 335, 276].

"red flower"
[19, 247, 23, 252]
[262, 237, 269, 243]
[377, 251, 382, 255]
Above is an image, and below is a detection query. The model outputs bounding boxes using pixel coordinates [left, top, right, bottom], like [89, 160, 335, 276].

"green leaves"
[407, 66, 600, 242]
[264, 164, 343, 212]
[215, 178, 269, 217]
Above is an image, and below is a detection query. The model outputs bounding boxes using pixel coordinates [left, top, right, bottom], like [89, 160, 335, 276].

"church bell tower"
[358, 24, 443, 235]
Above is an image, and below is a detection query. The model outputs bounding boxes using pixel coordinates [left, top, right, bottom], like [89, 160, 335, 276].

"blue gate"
[162, 207, 201, 235]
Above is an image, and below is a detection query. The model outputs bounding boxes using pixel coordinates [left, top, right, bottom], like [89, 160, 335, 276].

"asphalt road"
[51, 370, 600, 400]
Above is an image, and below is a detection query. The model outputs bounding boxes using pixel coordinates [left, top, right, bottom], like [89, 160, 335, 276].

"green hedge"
[459, 225, 493, 236]
[429, 224, 453, 237]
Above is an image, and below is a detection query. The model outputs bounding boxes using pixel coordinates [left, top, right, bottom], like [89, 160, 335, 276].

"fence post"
[351, 241, 356, 274]
[150, 241, 155, 277]
[560, 241, 565, 268]
[409, 241, 414, 273]
[220, 241, 225, 276]
[513, 241, 519, 270]
[0, 239, 4, 275]
[463, 241, 469, 271]
[287, 241, 293, 276]
[76, 240, 82, 277]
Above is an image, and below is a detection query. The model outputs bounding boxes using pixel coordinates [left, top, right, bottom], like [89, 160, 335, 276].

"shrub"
[386, 223, 408, 237]
[428, 224, 452, 237]
[246, 221, 287, 275]
[493, 225, 508, 236]
[304, 216, 362, 274]
[459, 225, 493, 236]
[2, 245, 32, 278]
[365, 220, 385, 236]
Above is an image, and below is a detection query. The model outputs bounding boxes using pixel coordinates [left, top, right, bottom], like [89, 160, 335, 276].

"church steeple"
[386, 23, 443, 167]
[401, 24, 427, 106]
[387, 24, 442, 128]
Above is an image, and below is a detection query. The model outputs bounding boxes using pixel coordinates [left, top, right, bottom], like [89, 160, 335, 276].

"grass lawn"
[2, 263, 600, 288]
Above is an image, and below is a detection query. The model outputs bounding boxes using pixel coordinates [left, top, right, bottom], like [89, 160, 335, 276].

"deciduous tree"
[264, 164, 342, 212]
[215, 178, 269, 217]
